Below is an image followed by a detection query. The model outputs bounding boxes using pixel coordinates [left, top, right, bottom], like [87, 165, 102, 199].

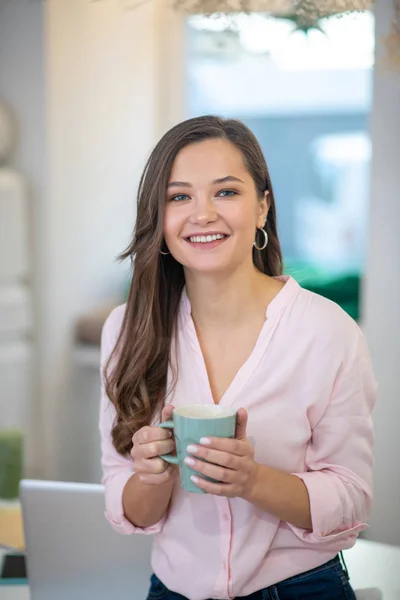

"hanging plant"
[172, 0, 373, 19]
[95, 0, 400, 69]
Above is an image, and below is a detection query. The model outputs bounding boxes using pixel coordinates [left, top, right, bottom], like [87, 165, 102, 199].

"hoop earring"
[254, 228, 268, 251]
[160, 240, 170, 256]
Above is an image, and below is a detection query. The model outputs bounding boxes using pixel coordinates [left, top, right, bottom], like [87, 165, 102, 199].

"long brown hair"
[105, 115, 283, 455]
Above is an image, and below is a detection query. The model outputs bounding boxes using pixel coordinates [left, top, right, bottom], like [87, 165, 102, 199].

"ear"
[257, 191, 270, 228]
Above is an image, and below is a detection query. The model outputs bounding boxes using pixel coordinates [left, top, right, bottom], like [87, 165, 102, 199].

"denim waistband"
[277, 554, 342, 586]
[149, 555, 348, 600]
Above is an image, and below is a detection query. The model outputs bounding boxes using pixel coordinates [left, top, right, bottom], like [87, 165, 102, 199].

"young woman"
[99, 116, 376, 600]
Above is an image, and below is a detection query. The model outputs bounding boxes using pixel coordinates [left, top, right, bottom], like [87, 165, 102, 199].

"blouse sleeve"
[289, 326, 377, 547]
[99, 306, 166, 535]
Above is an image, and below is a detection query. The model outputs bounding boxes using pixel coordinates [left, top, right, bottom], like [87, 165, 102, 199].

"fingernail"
[190, 475, 200, 483]
[184, 457, 196, 466]
[187, 445, 198, 453]
[199, 437, 211, 445]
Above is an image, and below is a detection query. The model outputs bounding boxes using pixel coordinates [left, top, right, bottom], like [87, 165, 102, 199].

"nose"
[188, 195, 218, 227]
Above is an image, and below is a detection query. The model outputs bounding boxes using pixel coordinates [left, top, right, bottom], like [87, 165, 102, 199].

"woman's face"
[163, 138, 268, 276]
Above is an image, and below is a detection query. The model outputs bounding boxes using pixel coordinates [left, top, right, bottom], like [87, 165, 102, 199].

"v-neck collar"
[178, 276, 301, 407]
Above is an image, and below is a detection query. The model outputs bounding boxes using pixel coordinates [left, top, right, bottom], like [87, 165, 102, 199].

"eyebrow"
[167, 175, 244, 188]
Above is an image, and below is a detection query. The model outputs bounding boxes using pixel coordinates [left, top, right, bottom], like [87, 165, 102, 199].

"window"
[186, 11, 374, 319]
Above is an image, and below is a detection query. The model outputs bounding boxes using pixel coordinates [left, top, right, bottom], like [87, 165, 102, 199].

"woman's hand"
[184, 408, 260, 499]
[131, 404, 178, 485]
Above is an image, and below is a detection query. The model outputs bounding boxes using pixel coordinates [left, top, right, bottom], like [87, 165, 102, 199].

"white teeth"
[189, 234, 226, 243]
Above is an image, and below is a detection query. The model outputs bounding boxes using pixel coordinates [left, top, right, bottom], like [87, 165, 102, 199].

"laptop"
[20, 479, 153, 600]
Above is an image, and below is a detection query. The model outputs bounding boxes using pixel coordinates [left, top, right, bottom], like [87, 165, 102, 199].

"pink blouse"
[99, 276, 377, 600]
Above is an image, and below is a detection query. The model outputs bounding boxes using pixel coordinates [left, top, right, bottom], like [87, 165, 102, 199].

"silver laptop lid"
[20, 479, 153, 600]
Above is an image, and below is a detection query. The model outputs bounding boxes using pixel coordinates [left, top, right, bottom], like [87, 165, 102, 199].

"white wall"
[42, 0, 160, 479]
[362, 0, 400, 546]
[0, 0, 46, 477]
[154, 0, 187, 134]
[0, 0, 177, 482]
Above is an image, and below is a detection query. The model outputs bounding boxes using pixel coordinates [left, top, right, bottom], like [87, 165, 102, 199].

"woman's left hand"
[184, 408, 260, 499]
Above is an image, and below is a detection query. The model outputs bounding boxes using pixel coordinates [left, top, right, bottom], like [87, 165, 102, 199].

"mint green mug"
[158, 405, 237, 494]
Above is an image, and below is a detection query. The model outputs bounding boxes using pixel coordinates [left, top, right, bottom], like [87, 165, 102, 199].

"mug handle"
[158, 421, 178, 464]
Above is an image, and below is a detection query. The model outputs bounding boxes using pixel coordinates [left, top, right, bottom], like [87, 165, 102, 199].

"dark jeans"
[146, 555, 357, 600]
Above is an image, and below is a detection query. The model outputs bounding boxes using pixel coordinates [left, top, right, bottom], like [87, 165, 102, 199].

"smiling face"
[163, 138, 269, 276]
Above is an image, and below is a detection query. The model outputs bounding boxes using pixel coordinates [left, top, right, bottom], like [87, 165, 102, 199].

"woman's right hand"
[130, 404, 178, 485]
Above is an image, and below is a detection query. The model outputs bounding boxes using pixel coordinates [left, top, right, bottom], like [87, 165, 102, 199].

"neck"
[184, 262, 275, 330]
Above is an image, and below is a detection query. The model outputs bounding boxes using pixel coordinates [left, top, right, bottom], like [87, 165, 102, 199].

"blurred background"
[0, 0, 399, 548]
